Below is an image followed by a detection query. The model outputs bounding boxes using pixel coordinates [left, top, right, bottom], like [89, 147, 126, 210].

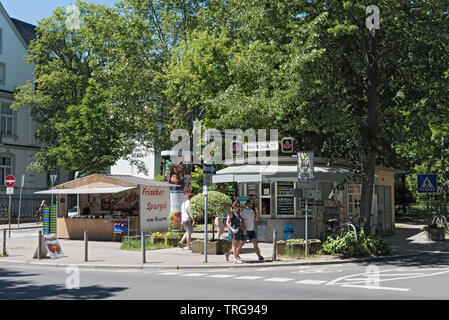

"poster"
[140, 186, 170, 232]
[43, 234, 64, 259]
[101, 194, 112, 211]
[170, 189, 184, 230]
[111, 190, 139, 215]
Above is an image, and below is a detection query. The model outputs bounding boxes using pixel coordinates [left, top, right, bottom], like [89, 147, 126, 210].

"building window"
[0, 156, 12, 184]
[0, 63, 4, 85]
[1, 101, 13, 135]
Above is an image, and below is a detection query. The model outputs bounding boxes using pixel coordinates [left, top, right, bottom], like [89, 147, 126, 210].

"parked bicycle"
[319, 215, 358, 242]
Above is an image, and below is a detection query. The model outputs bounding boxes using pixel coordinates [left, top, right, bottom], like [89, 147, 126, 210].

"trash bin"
[284, 224, 294, 241]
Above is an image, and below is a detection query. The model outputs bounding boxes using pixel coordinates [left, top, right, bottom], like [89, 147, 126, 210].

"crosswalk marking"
[157, 272, 182, 275]
[234, 276, 264, 280]
[181, 273, 207, 277]
[296, 280, 327, 285]
[264, 277, 294, 282]
[206, 274, 235, 278]
[341, 284, 410, 292]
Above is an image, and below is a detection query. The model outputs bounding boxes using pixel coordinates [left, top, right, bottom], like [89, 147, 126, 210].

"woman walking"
[225, 201, 244, 263]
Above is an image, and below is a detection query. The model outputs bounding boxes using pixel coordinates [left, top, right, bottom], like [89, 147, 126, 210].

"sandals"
[225, 251, 230, 261]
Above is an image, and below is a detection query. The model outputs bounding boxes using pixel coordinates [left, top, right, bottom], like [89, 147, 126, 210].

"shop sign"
[303, 190, 321, 199]
[281, 137, 294, 153]
[140, 186, 170, 232]
[297, 151, 314, 181]
[43, 234, 64, 259]
[309, 200, 325, 207]
[243, 141, 278, 152]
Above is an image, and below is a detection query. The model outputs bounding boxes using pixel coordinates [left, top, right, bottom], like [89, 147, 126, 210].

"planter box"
[152, 237, 166, 245]
[166, 238, 182, 247]
[278, 239, 322, 257]
[428, 227, 446, 241]
[191, 239, 231, 255]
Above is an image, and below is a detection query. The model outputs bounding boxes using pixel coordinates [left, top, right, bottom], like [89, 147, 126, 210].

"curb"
[0, 251, 432, 271]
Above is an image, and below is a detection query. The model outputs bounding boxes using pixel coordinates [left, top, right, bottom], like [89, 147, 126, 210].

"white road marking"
[235, 276, 264, 280]
[341, 284, 410, 292]
[296, 280, 327, 285]
[206, 274, 235, 278]
[264, 277, 294, 283]
[181, 273, 207, 277]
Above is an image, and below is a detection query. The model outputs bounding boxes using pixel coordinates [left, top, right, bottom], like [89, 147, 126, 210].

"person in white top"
[240, 200, 264, 261]
[178, 194, 195, 250]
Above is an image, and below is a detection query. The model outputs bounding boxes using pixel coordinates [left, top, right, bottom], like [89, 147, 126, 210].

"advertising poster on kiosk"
[43, 234, 64, 259]
[140, 185, 170, 232]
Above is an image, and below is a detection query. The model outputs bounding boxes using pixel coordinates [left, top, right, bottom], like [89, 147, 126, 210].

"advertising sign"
[297, 151, 314, 181]
[43, 234, 64, 259]
[170, 189, 184, 231]
[140, 186, 170, 232]
[281, 137, 294, 153]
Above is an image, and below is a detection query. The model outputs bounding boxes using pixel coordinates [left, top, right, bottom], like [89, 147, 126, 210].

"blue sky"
[1, 0, 117, 25]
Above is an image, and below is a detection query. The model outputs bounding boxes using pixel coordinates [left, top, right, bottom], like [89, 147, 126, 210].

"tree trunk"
[361, 27, 378, 227]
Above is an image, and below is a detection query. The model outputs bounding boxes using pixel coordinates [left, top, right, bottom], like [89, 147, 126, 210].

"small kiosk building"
[35, 174, 176, 241]
[212, 157, 397, 242]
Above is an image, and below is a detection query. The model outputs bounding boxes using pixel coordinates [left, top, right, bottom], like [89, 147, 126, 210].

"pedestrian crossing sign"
[417, 174, 438, 193]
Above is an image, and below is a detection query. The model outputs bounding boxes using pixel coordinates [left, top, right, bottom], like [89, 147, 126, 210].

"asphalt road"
[1, 253, 449, 301]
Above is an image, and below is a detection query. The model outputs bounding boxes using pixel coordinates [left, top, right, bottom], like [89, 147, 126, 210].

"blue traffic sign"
[203, 164, 216, 175]
[417, 174, 438, 193]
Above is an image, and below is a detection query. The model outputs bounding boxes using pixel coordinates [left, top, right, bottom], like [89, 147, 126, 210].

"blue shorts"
[230, 230, 243, 241]
[243, 231, 257, 242]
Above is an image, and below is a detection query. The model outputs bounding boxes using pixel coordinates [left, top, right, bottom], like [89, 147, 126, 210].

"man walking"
[240, 201, 264, 261]
[178, 194, 195, 250]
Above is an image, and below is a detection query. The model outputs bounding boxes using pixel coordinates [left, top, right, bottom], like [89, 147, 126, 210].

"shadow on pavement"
[0, 268, 127, 300]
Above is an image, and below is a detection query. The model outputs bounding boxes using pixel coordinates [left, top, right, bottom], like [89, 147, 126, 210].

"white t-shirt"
[181, 200, 191, 222]
[241, 208, 255, 231]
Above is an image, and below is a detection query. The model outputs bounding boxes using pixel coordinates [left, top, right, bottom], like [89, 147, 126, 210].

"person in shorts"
[178, 194, 195, 250]
[240, 200, 264, 261]
[225, 201, 244, 263]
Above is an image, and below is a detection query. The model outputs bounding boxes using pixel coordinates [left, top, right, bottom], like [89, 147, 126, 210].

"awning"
[212, 165, 353, 184]
[34, 186, 137, 195]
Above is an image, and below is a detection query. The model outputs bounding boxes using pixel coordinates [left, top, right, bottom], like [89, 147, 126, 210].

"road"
[1, 253, 449, 300]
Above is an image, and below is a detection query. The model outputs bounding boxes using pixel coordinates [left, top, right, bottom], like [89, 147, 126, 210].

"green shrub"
[151, 232, 182, 239]
[319, 229, 391, 257]
[190, 191, 232, 223]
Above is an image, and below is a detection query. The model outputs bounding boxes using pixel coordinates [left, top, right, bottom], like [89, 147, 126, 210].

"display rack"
[277, 182, 295, 216]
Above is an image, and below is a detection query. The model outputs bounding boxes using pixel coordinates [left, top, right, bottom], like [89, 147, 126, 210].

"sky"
[1, 0, 117, 25]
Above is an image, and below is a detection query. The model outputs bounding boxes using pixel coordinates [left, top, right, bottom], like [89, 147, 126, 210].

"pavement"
[0, 222, 448, 270]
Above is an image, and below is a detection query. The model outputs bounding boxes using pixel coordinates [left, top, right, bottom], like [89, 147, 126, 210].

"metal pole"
[141, 230, 146, 264]
[3, 229, 6, 256]
[305, 198, 309, 257]
[204, 184, 208, 263]
[84, 231, 88, 262]
[8, 195, 11, 238]
[18, 174, 24, 230]
[127, 217, 130, 247]
[38, 230, 42, 260]
[272, 230, 277, 261]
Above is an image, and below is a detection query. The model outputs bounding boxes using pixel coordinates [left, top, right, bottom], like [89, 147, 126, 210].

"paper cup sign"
[140, 186, 170, 232]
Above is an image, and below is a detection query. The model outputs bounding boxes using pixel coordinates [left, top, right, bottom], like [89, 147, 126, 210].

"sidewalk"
[0, 223, 447, 270]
